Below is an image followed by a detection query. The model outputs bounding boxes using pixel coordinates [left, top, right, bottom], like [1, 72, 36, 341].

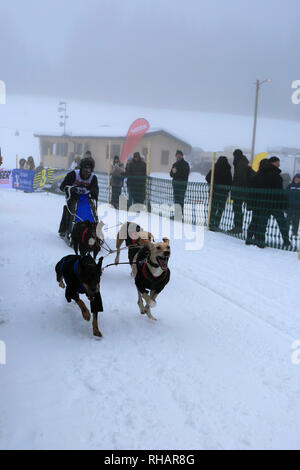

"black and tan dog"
[71, 220, 104, 259]
[132, 238, 170, 320]
[115, 222, 154, 266]
[55, 254, 104, 337]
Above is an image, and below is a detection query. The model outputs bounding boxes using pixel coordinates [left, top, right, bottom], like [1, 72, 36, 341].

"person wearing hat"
[169, 150, 190, 219]
[206, 156, 232, 231]
[125, 152, 147, 207]
[58, 157, 99, 238]
[245, 156, 290, 248]
[228, 148, 253, 234]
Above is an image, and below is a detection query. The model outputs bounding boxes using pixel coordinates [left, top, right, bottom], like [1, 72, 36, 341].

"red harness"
[81, 228, 89, 244]
[142, 262, 168, 281]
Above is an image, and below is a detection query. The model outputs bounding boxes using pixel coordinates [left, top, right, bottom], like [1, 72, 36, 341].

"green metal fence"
[47, 170, 299, 252]
[98, 173, 299, 251]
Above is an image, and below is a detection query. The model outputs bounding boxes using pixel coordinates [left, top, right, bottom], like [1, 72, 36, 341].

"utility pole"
[250, 78, 271, 164]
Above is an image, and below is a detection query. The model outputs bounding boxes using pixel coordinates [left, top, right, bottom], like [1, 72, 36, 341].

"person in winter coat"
[19, 158, 26, 169]
[206, 156, 232, 231]
[58, 157, 99, 238]
[169, 150, 190, 218]
[287, 174, 300, 237]
[126, 152, 147, 206]
[110, 155, 125, 209]
[70, 155, 81, 170]
[228, 149, 253, 234]
[26, 156, 35, 170]
[245, 157, 290, 248]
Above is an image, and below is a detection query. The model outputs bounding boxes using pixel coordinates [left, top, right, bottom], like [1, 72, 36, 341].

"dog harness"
[135, 261, 170, 295]
[59, 256, 85, 294]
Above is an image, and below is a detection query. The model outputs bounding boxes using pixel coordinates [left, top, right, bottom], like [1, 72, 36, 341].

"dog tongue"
[159, 258, 167, 270]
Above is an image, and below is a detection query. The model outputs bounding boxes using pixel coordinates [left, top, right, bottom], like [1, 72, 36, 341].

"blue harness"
[59, 257, 85, 294]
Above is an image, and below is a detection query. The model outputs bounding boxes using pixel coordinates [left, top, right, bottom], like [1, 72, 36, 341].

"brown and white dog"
[131, 238, 171, 320]
[115, 222, 154, 266]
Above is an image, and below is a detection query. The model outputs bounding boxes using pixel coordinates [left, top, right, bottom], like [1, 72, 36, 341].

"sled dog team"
[56, 221, 171, 338]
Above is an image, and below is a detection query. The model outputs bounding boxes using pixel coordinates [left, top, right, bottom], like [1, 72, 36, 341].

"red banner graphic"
[120, 118, 150, 162]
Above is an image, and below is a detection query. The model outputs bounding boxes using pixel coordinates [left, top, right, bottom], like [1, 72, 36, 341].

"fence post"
[107, 141, 111, 205]
[207, 152, 216, 230]
[146, 142, 151, 211]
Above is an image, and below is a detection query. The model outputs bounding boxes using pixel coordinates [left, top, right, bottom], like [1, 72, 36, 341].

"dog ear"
[162, 237, 170, 244]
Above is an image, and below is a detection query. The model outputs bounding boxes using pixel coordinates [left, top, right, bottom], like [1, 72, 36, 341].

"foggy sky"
[1, 0, 300, 120]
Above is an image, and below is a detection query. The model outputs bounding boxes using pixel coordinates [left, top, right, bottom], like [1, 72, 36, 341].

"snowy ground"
[1, 188, 300, 450]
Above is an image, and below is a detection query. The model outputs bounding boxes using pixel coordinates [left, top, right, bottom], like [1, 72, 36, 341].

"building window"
[74, 143, 83, 155]
[111, 144, 120, 159]
[106, 144, 121, 159]
[42, 142, 53, 156]
[161, 150, 169, 165]
[56, 143, 68, 156]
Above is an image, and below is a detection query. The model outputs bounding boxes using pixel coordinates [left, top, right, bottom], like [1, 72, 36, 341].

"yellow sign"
[33, 168, 54, 189]
[252, 152, 268, 172]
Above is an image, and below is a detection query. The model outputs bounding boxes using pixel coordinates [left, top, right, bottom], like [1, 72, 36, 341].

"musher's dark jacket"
[60, 170, 99, 200]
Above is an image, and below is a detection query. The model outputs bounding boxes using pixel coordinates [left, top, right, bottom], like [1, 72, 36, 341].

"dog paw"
[82, 308, 91, 322]
[93, 328, 102, 337]
[145, 308, 157, 321]
[59, 280, 65, 289]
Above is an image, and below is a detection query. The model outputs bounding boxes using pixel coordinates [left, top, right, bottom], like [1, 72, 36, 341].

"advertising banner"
[12, 169, 35, 192]
[0, 168, 12, 188]
[120, 118, 150, 163]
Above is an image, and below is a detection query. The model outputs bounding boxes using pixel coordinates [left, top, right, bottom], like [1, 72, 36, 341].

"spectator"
[287, 174, 300, 237]
[170, 150, 190, 219]
[26, 156, 35, 170]
[126, 152, 147, 207]
[125, 156, 133, 207]
[246, 157, 290, 248]
[70, 155, 81, 170]
[19, 158, 26, 169]
[36, 162, 44, 172]
[84, 150, 95, 170]
[281, 173, 291, 189]
[228, 148, 254, 234]
[110, 155, 124, 209]
[206, 156, 232, 231]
